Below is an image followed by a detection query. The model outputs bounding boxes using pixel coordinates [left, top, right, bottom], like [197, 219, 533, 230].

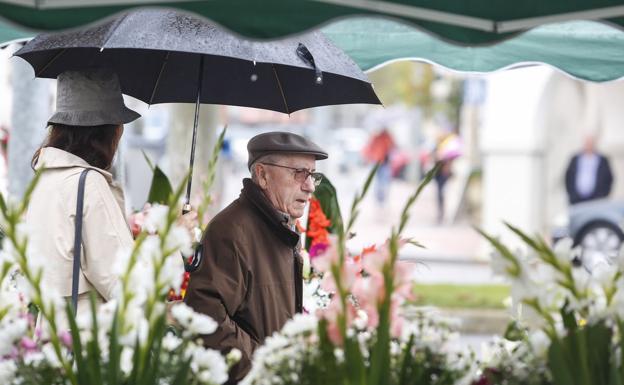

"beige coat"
[26, 147, 133, 321]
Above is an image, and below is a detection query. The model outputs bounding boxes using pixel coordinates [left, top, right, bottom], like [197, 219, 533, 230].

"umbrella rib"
[271, 64, 290, 114]
[100, 13, 128, 51]
[148, 51, 170, 105]
[36, 48, 67, 77]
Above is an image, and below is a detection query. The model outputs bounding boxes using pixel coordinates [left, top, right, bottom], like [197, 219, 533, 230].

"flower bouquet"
[243, 164, 476, 385]
[0, 163, 236, 384]
[476, 223, 624, 385]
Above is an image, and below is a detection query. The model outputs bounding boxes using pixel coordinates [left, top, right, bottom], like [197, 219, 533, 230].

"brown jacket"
[184, 178, 303, 383]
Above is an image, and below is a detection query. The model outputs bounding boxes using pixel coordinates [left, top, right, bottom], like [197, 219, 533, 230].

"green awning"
[2, 0, 624, 44]
[0, 16, 31, 46]
[2, 1, 624, 82]
[322, 18, 624, 82]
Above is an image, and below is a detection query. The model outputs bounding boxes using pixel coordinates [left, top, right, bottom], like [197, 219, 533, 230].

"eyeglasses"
[260, 162, 323, 186]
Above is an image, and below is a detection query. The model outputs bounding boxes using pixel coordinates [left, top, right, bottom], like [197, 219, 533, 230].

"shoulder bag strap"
[71, 169, 90, 316]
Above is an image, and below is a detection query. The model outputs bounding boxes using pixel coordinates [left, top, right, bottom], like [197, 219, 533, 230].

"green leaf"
[503, 320, 525, 341]
[106, 306, 122, 385]
[560, 303, 577, 331]
[398, 334, 415, 385]
[306, 173, 344, 250]
[585, 321, 613, 385]
[397, 161, 438, 235]
[171, 354, 193, 385]
[86, 293, 103, 385]
[66, 301, 88, 385]
[548, 338, 577, 385]
[147, 165, 174, 205]
[142, 150, 155, 172]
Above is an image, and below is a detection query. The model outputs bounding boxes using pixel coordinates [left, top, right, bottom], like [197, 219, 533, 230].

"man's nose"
[302, 175, 316, 192]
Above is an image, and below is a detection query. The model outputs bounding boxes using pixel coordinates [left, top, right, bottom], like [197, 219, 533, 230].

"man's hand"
[178, 209, 200, 243]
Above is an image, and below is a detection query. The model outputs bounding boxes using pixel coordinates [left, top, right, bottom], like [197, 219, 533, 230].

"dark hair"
[31, 124, 122, 170]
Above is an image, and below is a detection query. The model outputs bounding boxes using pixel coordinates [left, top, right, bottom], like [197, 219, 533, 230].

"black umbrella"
[15, 8, 380, 214]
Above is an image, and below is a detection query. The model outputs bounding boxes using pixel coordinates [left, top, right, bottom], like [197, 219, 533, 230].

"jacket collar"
[240, 178, 300, 248]
[34, 147, 113, 183]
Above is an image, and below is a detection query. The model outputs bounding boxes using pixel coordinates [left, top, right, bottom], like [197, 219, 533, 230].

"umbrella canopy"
[2, 0, 624, 45]
[14, 9, 380, 113]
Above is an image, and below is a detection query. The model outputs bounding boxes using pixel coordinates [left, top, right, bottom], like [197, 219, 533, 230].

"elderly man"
[185, 131, 327, 383]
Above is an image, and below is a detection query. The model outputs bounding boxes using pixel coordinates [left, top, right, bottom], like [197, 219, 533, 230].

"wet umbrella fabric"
[14, 8, 380, 113]
[15, 9, 380, 272]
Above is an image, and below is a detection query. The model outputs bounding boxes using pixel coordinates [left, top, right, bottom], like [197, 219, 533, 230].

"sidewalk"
[342, 175, 484, 264]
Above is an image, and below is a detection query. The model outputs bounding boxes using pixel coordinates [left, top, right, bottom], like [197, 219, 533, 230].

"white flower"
[41, 343, 63, 368]
[162, 333, 182, 352]
[171, 303, 217, 336]
[23, 351, 45, 366]
[281, 314, 317, 337]
[528, 329, 550, 359]
[158, 254, 185, 292]
[226, 348, 242, 366]
[166, 225, 193, 257]
[553, 238, 575, 266]
[593, 263, 618, 289]
[144, 204, 169, 233]
[118, 308, 149, 347]
[190, 346, 229, 385]
[0, 360, 17, 384]
[120, 347, 134, 375]
[0, 317, 28, 356]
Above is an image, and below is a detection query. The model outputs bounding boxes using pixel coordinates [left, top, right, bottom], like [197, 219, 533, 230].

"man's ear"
[256, 164, 268, 189]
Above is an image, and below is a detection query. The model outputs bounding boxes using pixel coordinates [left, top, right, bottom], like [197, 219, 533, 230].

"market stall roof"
[2, 1, 624, 82]
[2, 0, 624, 44]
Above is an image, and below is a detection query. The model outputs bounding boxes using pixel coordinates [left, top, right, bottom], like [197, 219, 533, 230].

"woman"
[27, 68, 141, 325]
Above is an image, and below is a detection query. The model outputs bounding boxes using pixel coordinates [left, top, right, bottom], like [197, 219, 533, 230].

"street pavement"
[328, 166, 500, 285]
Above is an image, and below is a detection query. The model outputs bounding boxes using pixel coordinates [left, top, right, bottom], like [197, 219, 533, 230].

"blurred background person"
[565, 134, 613, 205]
[362, 128, 396, 207]
[432, 128, 462, 224]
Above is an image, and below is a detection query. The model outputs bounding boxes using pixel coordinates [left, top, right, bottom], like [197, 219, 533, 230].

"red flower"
[307, 198, 331, 247]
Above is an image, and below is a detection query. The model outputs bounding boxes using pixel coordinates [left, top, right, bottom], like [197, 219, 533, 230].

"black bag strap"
[71, 169, 90, 315]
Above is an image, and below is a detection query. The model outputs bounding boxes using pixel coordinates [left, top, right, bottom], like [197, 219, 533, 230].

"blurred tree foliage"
[368, 61, 464, 129]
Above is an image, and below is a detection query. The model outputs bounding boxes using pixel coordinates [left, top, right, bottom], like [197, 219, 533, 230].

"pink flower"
[320, 272, 337, 293]
[311, 235, 340, 273]
[317, 297, 356, 346]
[389, 296, 404, 338]
[59, 331, 73, 349]
[309, 242, 328, 258]
[20, 337, 38, 352]
[394, 261, 416, 300]
[352, 274, 385, 307]
[362, 243, 391, 274]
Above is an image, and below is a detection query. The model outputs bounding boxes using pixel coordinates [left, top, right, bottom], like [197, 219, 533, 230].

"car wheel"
[575, 220, 624, 268]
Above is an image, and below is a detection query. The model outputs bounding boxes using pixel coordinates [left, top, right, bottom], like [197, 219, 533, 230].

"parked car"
[554, 199, 624, 269]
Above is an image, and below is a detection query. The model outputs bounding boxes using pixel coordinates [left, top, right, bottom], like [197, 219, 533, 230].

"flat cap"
[247, 131, 328, 170]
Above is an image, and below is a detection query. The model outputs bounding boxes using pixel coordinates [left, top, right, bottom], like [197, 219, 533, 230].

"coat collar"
[34, 147, 114, 183]
[240, 178, 300, 248]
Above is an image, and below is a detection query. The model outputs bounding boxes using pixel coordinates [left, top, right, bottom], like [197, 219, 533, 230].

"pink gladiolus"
[317, 299, 343, 345]
[20, 337, 38, 352]
[394, 261, 416, 300]
[352, 274, 385, 308]
[309, 242, 328, 258]
[320, 272, 337, 293]
[362, 243, 391, 274]
[59, 331, 72, 348]
[342, 261, 361, 290]
[311, 235, 340, 273]
[389, 297, 404, 338]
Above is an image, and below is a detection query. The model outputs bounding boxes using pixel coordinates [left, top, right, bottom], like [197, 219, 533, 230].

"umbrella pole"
[183, 55, 205, 214]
